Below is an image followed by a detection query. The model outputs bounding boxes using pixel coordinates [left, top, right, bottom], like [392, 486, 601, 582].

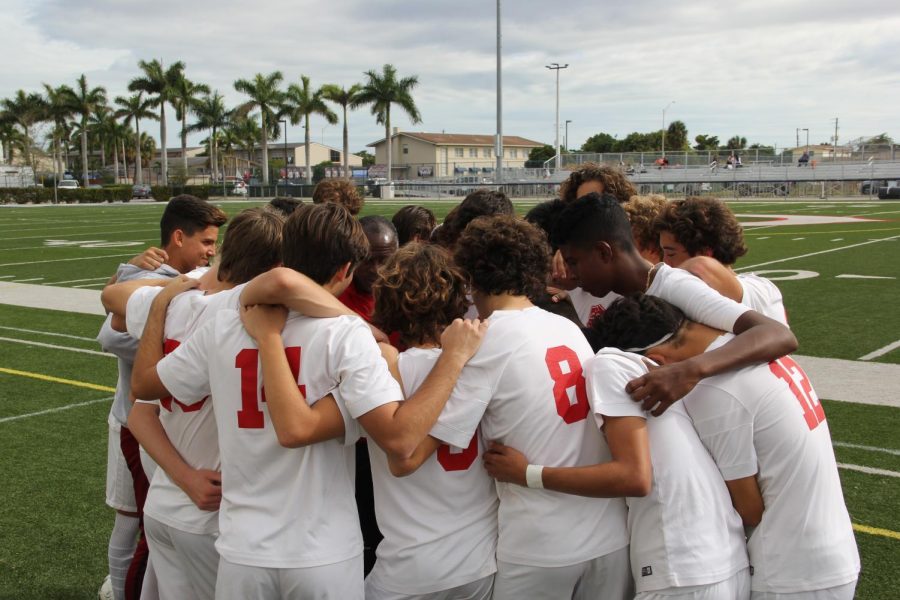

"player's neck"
[677, 322, 727, 360]
[474, 292, 533, 319]
[619, 252, 655, 295]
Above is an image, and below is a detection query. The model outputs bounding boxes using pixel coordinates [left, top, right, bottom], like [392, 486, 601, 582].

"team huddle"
[96, 165, 860, 600]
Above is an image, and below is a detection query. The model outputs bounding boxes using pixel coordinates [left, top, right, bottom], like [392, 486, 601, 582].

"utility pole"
[661, 101, 675, 156]
[833, 118, 839, 162]
[802, 128, 809, 155]
[565, 119, 572, 151]
[796, 128, 800, 149]
[495, 0, 503, 184]
[546, 63, 568, 171]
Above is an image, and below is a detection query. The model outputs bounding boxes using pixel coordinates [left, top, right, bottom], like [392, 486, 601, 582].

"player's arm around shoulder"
[240, 267, 356, 319]
[679, 256, 743, 303]
[240, 304, 345, 448]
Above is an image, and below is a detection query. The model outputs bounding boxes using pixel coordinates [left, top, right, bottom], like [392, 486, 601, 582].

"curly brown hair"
[439, 189, 514, 249]
[312, 179, 364, 216]
[373, 242, 469, 346]
[622, 194, 668, 261]
[454, 215, 550, 299]
[558, 163, 636, 204]
[653, 196, 747, 265]
[392, 205, 437, 246]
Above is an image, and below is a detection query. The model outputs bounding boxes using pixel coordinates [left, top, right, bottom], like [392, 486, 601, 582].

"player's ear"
[172, 229, 184, 247]
[594, 240, 614, 262]
[644, 350, 669, 366]
[330, 262, 353, 286]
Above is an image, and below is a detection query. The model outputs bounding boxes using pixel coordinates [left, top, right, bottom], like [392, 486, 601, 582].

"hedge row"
[152, 185, 213, 201]
[0, 187, 132, 204]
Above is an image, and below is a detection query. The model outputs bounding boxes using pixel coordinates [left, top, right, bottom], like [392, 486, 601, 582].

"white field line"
[5, 239, 156, 252]
[833, 442, 900, 456]
[12, 277, 44, 283]
[0, 325, 97, 342]
[0, 253, 137, 267]
[0, 275, 13, 279]
[42, 276, 110, 285]
[859, 339, 900, 361]
[72, 282, 108, 288]
[0, 336, 111, 357]
[734, 234, 900, 271]
[1, 228, 159, 242]
[0, 220, 157, 234]
[837, 463, 900, 478]
[0, 396, 112, 424]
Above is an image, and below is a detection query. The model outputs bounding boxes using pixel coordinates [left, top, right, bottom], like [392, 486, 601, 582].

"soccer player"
[391, 204, 436, 246]
[434, 188, 514, 251]
[622, 194, 668, 264]
[312, 178, 365, 215]
[430, 215, 632, 599]
[97, 194, 226, 600]
[590, 294, 860, 600]
[558, 162, 636, 204]
[338, 215, 398, 322]
[551, 193, 797, 412]
[653, 196, 786, 323]
[132, 203, 486, 599]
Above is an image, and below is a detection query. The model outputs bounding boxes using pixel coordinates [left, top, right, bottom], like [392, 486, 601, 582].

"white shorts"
[636, 567, 750, 599]
[364, 573, 494, 600]
[492, 545, 632, 600]
[145, 515, 218, 600]
[105, 418, 137, 512]
[751, 580, 857, 600]
[216, 554, 364, 600]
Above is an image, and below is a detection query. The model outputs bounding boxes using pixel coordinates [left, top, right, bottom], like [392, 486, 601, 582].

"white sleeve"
[585, 351, 647, 420]
[156, 318, 214, 405]
[328, 388, 363, 446]
[429, 364, 493, 449]
[125, 287, 163, 339]
[96, 314, 139, 360]
[333, 322, 402, 419]
[685, 384, 757, 481]
[648, 265, 750, 332]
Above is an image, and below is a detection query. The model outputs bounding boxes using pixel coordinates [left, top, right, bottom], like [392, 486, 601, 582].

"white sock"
[108, 513, 139, 600]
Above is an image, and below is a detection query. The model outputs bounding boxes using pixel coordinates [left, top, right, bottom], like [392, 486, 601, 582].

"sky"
[2, 0, 899, 154]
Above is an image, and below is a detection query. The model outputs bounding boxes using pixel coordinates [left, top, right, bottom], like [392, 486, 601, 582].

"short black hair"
[525, 198, 566, 248]
[159, 195, 228, 246]
[591, 293, 685, 353]
[551, 192, 635, 250]
[359, 215, 398, 242]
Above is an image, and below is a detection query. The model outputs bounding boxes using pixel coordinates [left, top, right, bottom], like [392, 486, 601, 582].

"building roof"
[367, 132, 544, 148]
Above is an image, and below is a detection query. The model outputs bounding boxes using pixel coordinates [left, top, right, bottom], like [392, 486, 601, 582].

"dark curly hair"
[622, 195, 668, 260]
[392, 205, 437, 246]
[373, 242, 469, 346]
[591, 293, 686, 353]
[558, 163, 636, 204]
[312, 179, 364, 216]
[440, 189, 514, 248]
[551, 192, 635, 251]
[454, 215, 550, 299]
[653, 197, 747, 265]
[524, 198, 566, 247]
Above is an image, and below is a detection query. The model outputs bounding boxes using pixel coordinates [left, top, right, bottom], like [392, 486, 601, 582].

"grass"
[0, 198, 897, 598]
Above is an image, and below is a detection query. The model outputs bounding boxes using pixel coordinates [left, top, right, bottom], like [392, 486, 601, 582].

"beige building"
[237, 141, 363, 178]
[367, 131, 544, 179]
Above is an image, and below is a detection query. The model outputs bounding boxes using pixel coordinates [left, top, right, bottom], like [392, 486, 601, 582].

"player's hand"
[546, 286, 570, 303]
[440, 318, 489, 363]
[483, 442, 528, 486]
[159, 275, 200, 301]
[129, 247, 168, 271]
[626, 358, 702, 416]
[181, 468, 222, 512]
[240, 304, 288, 341]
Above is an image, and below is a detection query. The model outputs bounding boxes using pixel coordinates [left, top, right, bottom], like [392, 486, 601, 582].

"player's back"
[737, 273, 787, 325]
[685, 337, 858, 593]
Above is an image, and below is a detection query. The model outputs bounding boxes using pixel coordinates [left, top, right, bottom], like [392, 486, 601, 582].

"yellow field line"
[0, 367, 115, 392]
[853, 523, 900, 541]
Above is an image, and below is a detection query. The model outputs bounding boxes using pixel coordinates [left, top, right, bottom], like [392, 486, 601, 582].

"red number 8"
[545, 346, 589, 424]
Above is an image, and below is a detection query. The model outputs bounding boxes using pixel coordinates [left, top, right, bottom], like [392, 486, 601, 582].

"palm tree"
[228, 115, 261, 178]
[114, 93, 157, 184]
[187, 91, 229, 183]
[89, 104, 115, 168]
[320, 83, 362, 178]
[0, 118, 25, 165]
[233, 71, 285, 184]
[172, 74, 210, 173]
[70, 75, 107, 184]
[42, 83, 76, 177]
[355, 64, 422, 184]
[109, 121, 132, 184]
[1, 90, 46, 167]
[284, 76, 338, 184]
[128, 59, 185, 186]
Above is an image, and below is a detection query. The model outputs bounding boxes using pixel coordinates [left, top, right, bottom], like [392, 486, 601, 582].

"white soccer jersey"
[647, 263, 749, 331]
[431, 306, 628, 567]
[366, 347, 499, 595]
[157, 309, 402, 569]
[568, 287, 620, 327]
[585, 349, 748, 593]
[126, 285, 241, 536]
[738, 273, 788, 325]
[683, 335, 859, 594]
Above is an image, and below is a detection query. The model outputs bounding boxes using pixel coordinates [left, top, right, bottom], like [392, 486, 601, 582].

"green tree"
[89, 104, 115, 168]
[115, 93, 157, 184]
[581, 132, 617, 153]
[172, 73, 210, 172]
[187, 91, 229, 183]
[284, 76, 338, 184]
[356, 150, 375, 167]
[71, 75, 107, 184]
[694, 134, 720, 151]
[725, 135, 747, 150]
[129, 59, 185, 185]
[0, 118, 25, 165]
[617, 131, 661, 152]
[320, 83, 363, 178]
[1, 90, 46, 167]
[42, 83, 76, 177]
[233, 72, 285, 185]
[355, 64, 421, 184]
[666, 120, 689, 152]
[528, 144, 556, 162]
[228, 115, 262, 179]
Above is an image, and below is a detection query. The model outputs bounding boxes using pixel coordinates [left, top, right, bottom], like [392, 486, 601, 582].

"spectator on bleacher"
[798, 151, 810, 167]
[709, 157, 718, 173]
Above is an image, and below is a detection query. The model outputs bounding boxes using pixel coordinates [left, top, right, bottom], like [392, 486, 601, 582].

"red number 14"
[234, 347, 305, 429]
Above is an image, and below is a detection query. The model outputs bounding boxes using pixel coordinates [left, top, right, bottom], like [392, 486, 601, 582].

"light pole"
[280, 119, 288, 194]
[546, 63, 569, 171]
[565, 119, 572, 151]
[495, 0, 503, 184]
[802, 128, 809, 155]
[661, 100, 675, 157]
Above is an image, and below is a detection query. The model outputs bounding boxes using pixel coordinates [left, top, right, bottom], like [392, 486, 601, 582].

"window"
[469, 147, 477, 158]
[484, 147, 492, 158]
[329, 150, 340, 162]
[403, 144, 409, 155]
[455, 147, 464, 158]
[510, 149, 518, 159]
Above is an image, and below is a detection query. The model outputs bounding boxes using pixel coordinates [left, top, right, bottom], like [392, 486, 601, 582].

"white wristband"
[525, 464, 544, 489]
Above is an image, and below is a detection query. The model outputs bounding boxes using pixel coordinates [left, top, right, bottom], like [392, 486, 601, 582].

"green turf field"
[0, 198, 897, 598]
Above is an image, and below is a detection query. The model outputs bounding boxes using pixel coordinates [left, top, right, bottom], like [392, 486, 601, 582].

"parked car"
[877, 181, 900, 199]
[230, 181, 248, 196]
[859, 180, 887, 195]
[132, 184, 152, 199]
[58, 179, 79, 189]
